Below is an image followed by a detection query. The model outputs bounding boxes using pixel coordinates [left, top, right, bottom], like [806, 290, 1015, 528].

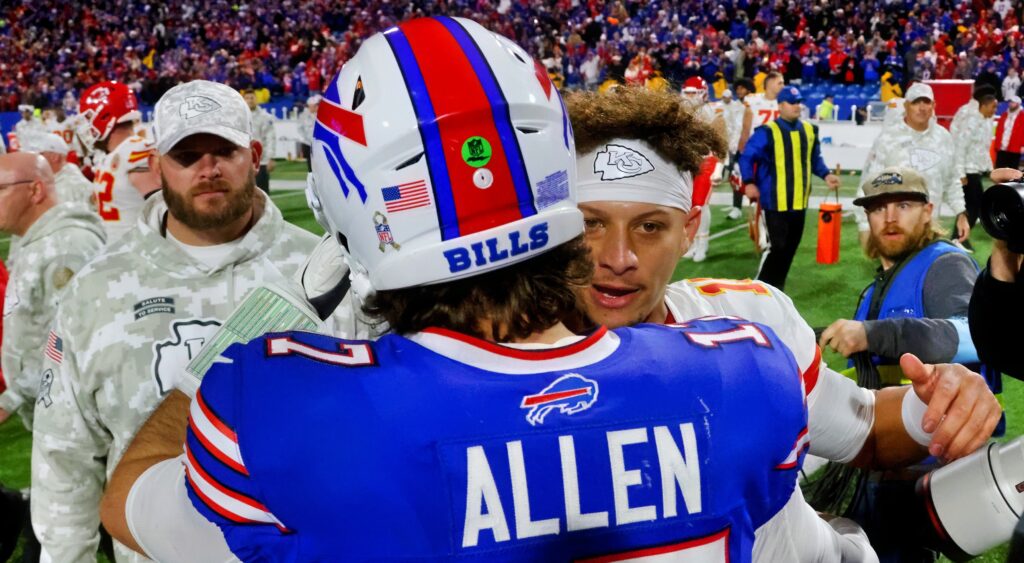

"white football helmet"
[307, 16, 580, 291]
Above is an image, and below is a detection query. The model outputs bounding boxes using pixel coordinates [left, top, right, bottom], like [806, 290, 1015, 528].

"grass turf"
[0, 165, 1015, 561]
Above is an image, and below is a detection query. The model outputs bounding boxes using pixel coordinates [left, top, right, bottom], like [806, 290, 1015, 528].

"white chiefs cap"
[722, 89, 734, 98]
[904, 82, 935, 102]
[154, 80, 253, 154]
[17, 104, 33, 113]
[21, 133, 69, 155]
[1009, 95, 1022, 105]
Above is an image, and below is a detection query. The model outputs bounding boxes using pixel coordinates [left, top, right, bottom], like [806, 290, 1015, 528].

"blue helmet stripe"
[314, 121, 367, 202]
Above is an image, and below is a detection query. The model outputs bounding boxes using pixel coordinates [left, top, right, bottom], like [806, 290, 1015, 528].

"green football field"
[0, 161, 1017, 561]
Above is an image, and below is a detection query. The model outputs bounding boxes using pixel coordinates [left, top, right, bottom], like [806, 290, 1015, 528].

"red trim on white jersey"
[775, 426, 810, 470]
[190, 391, 248, 475]
[577, 527, 730, 562]
[802, 346, 822, 396]
[409, 326, 619, 374]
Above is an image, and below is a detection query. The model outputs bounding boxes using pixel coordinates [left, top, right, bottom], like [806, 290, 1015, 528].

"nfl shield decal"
[374, 211, 401, 252]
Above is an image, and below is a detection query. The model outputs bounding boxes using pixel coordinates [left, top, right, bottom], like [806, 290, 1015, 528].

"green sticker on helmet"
[461, 136, 492, 167]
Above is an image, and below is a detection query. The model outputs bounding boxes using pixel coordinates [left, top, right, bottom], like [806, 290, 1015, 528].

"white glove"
[295, 233, 354, 319]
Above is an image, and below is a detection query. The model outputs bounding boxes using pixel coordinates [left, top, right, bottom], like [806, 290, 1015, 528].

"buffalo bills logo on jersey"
[593, 144, 655, 180]
[180, 96, 222, 120]
[521, 373, 598, 425]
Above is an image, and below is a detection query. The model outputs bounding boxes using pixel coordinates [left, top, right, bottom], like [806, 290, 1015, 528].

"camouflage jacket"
[949, 100, 995, 176]
[31, 191, 317, 563]
[54, 162, 97, 207]
[0, 203, 104, 423]
[251, 107, 276, 165]
[855, 119, 965, 231]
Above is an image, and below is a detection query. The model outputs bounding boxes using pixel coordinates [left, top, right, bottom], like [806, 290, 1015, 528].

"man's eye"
[584, 219, 603, 230]
[639, 222, 662, 233]
[169, 151, 202, 166]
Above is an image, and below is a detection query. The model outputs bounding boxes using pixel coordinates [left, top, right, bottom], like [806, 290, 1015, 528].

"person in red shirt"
[995, 95, 1024, 169]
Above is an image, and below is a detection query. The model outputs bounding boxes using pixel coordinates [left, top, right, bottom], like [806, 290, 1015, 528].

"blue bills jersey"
[184, 318, 809, 562]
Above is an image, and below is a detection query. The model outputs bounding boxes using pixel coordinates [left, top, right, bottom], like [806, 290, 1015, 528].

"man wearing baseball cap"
[821, 165, 1000, 559]
[22, 133, 94, 207]
[856, 82, 970, 249]
[995, 94, 1024, 170]
[30, 80, 319, 563]
[739, 84, 841, 290]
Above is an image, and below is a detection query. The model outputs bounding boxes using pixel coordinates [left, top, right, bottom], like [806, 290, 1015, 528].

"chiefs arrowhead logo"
[593, 144, 655, 181]
[85, 87, 110, 106]
[179, 96, 222, 120]
[908, 148, 942, 172]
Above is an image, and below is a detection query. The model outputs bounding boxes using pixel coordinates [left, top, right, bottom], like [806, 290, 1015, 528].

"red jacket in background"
[0, 261, 7, 394]
[995, 109, 1024, 153]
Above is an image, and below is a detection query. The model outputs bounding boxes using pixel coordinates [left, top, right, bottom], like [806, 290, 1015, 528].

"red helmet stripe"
[396, 18, 527, 236]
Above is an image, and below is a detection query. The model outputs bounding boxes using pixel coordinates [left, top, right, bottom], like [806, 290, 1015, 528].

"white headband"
[576, 138, 694, 212]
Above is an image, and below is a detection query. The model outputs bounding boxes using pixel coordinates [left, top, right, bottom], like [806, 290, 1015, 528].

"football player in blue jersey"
[99, 17, 878, 563]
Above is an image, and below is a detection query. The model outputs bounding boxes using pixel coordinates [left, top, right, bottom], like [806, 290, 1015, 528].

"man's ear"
[250, 141, 263, 170]
[31, 180, 47, 204]
[681, 206, 702, 256]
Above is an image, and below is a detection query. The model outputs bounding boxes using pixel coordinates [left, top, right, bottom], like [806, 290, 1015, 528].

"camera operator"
[969, 167, 1024, 379]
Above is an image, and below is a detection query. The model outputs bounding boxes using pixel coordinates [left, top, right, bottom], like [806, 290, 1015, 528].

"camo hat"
[854, 166, 929, 207]
[154, 80, 253, 154]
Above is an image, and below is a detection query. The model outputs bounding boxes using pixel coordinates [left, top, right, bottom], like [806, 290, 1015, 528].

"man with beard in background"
[31, 80, 319, 563]
[820, 166, 1000, 560]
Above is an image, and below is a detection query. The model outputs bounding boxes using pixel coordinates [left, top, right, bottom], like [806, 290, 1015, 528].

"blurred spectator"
[0, 0, 1023, 110]
[243, 89, 276, 194]
[816, 94, 836, 120]
[995, 95, 1024, 169]
[950, 87, 998, 250]
[21, 133, 95, 207]
[1003, 67, 1021, 101]
[296, 95, 320, 172]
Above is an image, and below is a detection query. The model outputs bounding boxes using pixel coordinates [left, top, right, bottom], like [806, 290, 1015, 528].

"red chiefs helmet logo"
[85, 87, 111, 106]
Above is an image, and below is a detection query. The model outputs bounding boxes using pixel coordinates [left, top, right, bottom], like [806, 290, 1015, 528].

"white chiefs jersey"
[664, 278, 874, 464]
[693, 102, 717, 124]
[746, 93, 781, 127]
[46, 118, 86, 163]
[92, 135, 155, 242]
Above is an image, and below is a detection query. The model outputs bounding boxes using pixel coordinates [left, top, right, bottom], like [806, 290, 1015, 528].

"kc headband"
[576, 138, 694, 212]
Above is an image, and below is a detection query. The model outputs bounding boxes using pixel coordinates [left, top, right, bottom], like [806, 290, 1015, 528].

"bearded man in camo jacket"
[30, 80, 320, 563]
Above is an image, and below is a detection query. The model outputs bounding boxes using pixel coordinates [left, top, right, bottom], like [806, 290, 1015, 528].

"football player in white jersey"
[77, 81, 160, 243]
[566, 85, 1001, 476]
[739, 71, 784, 151]
[44, 106, 86, 167]
[679, 77, 726, 262]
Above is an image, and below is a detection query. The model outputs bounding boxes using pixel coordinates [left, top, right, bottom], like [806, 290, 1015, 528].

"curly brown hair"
[565, 85, 728, 176]
[364, 236, 593, 342]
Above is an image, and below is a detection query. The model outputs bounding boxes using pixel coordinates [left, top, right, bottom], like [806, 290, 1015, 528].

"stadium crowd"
[6, 0, 1024, 112]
